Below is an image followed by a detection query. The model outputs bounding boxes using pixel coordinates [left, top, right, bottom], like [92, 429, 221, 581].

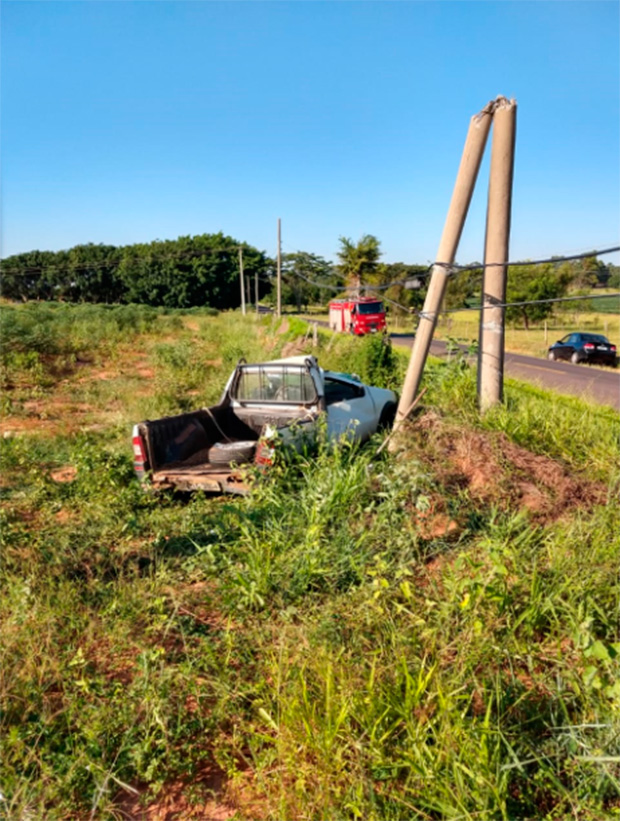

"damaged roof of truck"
[242, 355, 319, 367]
[236, 356, 362, 386]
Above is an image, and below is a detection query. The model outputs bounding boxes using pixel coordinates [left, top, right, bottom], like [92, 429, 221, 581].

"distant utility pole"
[255, 267, 259, 315]
[392, 100, 495, 434]
[239, 247, 246, 315]
[478, 98, 517, 412]
[246, 275, 251, 309]
[276, 218, 282, 318]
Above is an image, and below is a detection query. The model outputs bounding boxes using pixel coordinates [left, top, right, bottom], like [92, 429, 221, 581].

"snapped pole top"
[474, 95, 517, 122]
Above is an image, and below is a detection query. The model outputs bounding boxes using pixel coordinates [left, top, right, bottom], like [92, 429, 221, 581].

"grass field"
[1, 302, 619, 819]
[433, 309, 619, 359]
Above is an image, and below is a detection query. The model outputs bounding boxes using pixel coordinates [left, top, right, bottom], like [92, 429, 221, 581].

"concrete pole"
[276, 218, 282, 318]
[255, 268, 259, 315]
[239, 247, 246, 315]
[392, 100, 495, 430]
[478, 98, 517, 412]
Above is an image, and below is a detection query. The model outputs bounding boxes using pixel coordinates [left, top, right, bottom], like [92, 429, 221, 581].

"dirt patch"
[1, 394, 101, 438]
[115, 764, 264, 821]
[55, 508, 76, 524]
[415, 505, 460, 540]
[23, 398, 95, 417]
[280, 340, 311, 358]
[136, 367, 155, 379]
[50, 466, 77, 483]
[2, 418, 60, 437]
[405, 411, 606, 524]
[275, 318, 289, 336]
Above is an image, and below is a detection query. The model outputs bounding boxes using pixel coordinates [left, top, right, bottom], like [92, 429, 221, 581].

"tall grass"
[1, 309, 619, 818]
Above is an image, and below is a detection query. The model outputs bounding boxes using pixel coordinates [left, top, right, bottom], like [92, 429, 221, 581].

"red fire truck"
[328, 297, 387, 335]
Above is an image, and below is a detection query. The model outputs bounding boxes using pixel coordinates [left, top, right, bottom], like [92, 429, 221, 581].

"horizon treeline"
[0, 234, 273, 309]
[1, 233, 617, 316]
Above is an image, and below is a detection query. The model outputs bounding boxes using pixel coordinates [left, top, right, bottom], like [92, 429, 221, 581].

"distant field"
[434, 309, 619, 358]
[300, 305, 619, 359]
[1, 303, 619, 820]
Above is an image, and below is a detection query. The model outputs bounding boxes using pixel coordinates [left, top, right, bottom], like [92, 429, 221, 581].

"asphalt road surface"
[390, 334, 620, 411]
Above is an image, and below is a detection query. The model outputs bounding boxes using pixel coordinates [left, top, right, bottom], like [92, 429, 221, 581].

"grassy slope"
[1, 304, 619, 820]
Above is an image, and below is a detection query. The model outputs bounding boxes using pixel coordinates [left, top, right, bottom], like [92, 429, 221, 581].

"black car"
[548, 332, 617, 367]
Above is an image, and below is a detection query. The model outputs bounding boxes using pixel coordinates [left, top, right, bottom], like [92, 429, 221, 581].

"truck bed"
[139, 403, 311, 493]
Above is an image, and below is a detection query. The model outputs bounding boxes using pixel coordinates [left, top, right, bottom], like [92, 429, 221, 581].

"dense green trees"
[280, 252, 338, 310]
[2, 231, 614, 320]
[1, 234, 272, 310]
[505, 263, 572, 328]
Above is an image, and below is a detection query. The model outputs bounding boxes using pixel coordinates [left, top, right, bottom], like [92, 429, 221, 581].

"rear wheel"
[570, 351, 581, 365]
[378, 401, 397, 432]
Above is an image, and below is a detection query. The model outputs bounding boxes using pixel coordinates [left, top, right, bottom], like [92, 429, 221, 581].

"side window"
[568, 334, 579, 345]
[324, 377, 365, 405]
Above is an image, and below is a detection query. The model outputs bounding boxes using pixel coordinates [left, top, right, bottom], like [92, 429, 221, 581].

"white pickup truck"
[132, 355, 397, 494]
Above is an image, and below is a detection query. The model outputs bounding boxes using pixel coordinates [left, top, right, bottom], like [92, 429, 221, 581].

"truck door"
[323, 376, 377, 441]
[344, 306, 352, 332]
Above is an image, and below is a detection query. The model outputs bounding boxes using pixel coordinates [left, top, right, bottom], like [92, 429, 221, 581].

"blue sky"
[2, 1, 619, 266]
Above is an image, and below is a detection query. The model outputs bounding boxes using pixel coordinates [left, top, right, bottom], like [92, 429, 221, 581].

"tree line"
[0, 234, 272, 310]
[1, 232, 616, 326]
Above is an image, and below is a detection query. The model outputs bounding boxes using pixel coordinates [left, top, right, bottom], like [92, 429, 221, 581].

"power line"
[445, 245, 620, 273]
[282, 244, 620, 294]
[431, 291, 620, 317]
[283, 269, 346, 291]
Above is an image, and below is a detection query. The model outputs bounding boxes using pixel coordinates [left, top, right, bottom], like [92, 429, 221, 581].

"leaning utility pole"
[392, 100, 495, 431]
[239, 247, 246, 316]
[276, 218, 282, 318]
[478, 98, 517, 411]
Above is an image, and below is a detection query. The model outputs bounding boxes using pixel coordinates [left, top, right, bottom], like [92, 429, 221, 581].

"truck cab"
[329, 298, 386, 335]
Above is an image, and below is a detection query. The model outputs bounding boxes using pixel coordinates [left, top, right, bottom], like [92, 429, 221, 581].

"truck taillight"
[255, 441, 274, 468]
[132, 428, 147, 479]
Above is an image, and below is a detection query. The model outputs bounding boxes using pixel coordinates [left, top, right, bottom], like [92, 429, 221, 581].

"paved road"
[390, 334, 620, 411]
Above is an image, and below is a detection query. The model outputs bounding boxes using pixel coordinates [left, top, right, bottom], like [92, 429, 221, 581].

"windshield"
[580, 333, 609, 344]
[233, 365, 317, 403]
[356, 301, 383, 315]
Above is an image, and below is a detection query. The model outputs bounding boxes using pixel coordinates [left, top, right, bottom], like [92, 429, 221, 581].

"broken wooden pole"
[478, 97, 517, 411]
[390, 101, 495, 446]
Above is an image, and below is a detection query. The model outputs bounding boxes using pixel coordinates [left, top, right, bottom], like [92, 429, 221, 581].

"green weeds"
[1, 310, 619, 818]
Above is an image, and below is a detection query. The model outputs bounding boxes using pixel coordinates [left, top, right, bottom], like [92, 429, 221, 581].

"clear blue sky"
[2, 1, 619, 266]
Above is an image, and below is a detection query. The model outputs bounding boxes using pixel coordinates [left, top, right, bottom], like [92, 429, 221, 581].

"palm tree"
[336, 234, 382, 297]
